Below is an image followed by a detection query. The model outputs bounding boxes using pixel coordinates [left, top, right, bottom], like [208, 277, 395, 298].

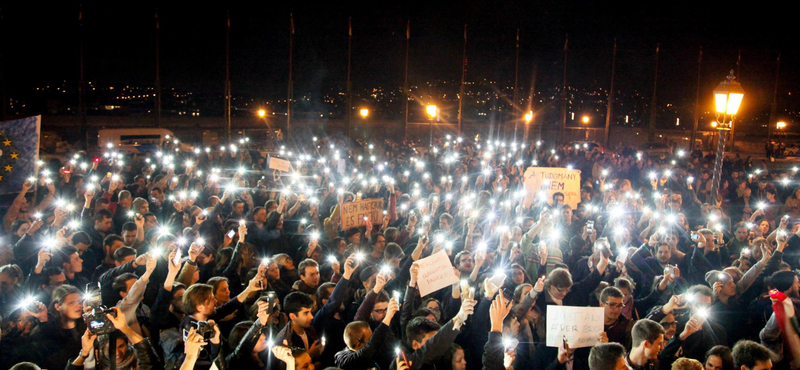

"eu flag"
[0, 116, 40, 194]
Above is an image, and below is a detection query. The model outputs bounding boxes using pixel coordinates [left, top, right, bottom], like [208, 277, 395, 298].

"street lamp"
[426, 105, 437, 147]
[582, 115, 590, 124]
[708, 70, 744, 204]
[360, 108, 369, 118]
[257, 109, 266, 118]
[777, 121, 787, 129]
[523, 110, 533, 143]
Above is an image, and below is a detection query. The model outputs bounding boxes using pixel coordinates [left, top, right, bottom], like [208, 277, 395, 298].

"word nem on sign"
[340, 198, 384, 230]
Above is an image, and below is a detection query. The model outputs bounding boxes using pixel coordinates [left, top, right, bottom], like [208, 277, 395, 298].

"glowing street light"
[360, 108, 369, 118]
[257, 109, 266, 118]
[708, 70, 744, 204]
[524, 111, 533, 123]
[426, 105, 438, 119]
[582, 115, 590, 124]
[777, 121, 787, 129]
[426, 104, 438, 147]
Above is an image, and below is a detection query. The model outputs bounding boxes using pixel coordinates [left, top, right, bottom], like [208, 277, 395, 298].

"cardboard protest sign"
[268, 156, 291, 172]
[523, 167, 581, 209]
[545, 305, 604, 348]
[340, 198, 384, 230]
[416, 250, 459, 297]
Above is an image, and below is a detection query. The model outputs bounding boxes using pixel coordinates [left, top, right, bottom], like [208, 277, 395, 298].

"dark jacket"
[334, 322, 391, 369]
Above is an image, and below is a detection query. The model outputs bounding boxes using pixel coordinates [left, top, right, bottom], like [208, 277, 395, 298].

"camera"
[196, 321, 216, 341]
[183, 320, 216, 342]
[84, 306, 117, 335]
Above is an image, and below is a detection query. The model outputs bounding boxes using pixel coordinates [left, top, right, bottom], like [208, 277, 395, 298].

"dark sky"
[2, 1, 798, 114]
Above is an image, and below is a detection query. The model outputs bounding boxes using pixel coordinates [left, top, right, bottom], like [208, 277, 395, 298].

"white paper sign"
[523, 167, 581, 209]
[545, 305, 604, 348]
[269, 157, 291, 172]
[416, 250, 459, 297]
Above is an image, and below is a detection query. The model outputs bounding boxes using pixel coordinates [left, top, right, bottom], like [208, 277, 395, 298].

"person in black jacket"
[225, 300, 272, 368]
[335, 295, 399, 369]
[392, 297, 477, 370]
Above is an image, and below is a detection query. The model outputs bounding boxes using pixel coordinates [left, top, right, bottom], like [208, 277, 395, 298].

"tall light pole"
[708, 70, 744, 204]
[523, 110, 533, 144]
[426, 105, 437, 147]
[582, 115, 590, 140]
[360, 108, 369, 133]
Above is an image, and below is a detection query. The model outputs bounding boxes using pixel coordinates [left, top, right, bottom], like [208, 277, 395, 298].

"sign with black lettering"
[545, 305, 604, 348]
[523, 167, 581, 209]
[340, 198, 384, 230]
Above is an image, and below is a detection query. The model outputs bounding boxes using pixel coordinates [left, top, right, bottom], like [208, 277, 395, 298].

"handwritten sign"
[340, 198, 384, 230]
[416, 250, 459, 297]
[523, 167, 581, 209]
[545, 306, 604, 348]
[268, 157, 291, 172]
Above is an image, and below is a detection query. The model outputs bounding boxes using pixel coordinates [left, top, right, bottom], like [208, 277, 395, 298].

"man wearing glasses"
[599, 287, 633, 350]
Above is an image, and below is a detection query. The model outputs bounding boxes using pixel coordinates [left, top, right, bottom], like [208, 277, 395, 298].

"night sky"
[2, 1, 798, 114]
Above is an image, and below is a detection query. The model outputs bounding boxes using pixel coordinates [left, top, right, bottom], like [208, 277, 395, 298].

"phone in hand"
[227, 230, 235, 239]
[586, 220, 594, 233]
[691, 233, 700, 242]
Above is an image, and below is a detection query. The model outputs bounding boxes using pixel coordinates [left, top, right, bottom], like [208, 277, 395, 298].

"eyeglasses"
[372, 308, 387, 314]
[604, 302, 625, 309]
[555, 286, 571, 293]
[660, 321, 677, 328]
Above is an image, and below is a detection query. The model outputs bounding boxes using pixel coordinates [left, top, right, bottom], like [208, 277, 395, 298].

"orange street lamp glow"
[711, 121, 718, 128]
[777, 121, 787, 129]
[524, 111, 533, 123]
[426, 105, 438, 119]
[360, 108, 369, 118]
[257, 109, 266, 118]
[582, 115, 590, 124]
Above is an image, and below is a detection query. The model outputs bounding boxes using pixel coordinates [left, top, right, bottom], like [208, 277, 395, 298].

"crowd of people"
[0, 132, 799, 370]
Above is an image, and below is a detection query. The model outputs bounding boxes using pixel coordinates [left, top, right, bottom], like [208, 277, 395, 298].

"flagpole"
[691, 46, 702, 150]
[287, 14, 294, 139]
[225, 10, 231, 142]
[403, 20, 410, 141]
[559, 34, 568, 143]
[458, 24, 467, 136]
[346, 17, 352, 138]
[79, 3, 87, 149]
[604, 38, 617, 148]
[155, 9, 161, 128]
[648, 43, 660, 141]
[512, 29, 520, 141]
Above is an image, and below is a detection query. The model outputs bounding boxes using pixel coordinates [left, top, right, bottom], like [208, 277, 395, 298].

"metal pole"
[512, 29, 519, 140]
[225, 10, 231, 142]
[79, 4, 87, 149]
[690, 47, 702, 150]
[604, 38, 617, 148]
[709, 126, 728, 204]
[649, 43, 659, 142]
[346, 17, 352, 138]
[287, 14, 294, 139]
[403, 21, 409, 141]
[155, 9, 161, 128]
[429, 118, 433, 147]
[458, 24, 466, 136]
[560, 34, 568, 143]
[767, 54, 780, 145]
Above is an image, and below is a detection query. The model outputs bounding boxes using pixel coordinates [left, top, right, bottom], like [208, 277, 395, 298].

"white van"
[97, 128, 175, 153]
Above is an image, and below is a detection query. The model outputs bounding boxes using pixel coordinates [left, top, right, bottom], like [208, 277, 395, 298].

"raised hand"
[410, 262, 420, 286]
[489, 291, 512, 332]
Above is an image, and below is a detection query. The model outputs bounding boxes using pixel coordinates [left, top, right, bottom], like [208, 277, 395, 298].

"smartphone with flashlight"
[691, 233, 700, 242]
[586, 220, 594, 233]
[227, 230, 235, 239]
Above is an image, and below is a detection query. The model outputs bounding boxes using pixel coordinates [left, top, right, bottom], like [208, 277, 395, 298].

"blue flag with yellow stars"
[0, 116, 40, 194]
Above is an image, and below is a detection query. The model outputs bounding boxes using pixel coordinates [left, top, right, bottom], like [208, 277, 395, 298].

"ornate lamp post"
[708, 70, 744, 203]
